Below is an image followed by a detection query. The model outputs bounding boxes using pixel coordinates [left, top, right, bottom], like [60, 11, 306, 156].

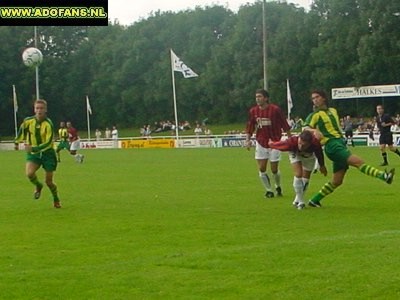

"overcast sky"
[108, 0, 313, 25]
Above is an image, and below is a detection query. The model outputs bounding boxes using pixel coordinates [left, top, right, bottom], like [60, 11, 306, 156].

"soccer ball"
[22, 47, 43, 68]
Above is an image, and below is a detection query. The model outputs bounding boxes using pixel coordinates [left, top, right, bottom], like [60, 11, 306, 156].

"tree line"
[0, 0, 399, 136]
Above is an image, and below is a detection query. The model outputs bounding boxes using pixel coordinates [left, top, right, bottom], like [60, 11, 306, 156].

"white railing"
[2, 133, 400, 150]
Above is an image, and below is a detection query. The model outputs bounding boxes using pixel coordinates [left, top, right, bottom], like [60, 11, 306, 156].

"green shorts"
[26, 149, 58, 172]
[324, 138, 351, 173]
[57, 140, 70, 151]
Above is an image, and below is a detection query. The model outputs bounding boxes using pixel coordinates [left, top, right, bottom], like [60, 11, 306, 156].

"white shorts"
[70, 140, 81, 151]
[288, 151, 316, 171]
[255, 141, 281, 162]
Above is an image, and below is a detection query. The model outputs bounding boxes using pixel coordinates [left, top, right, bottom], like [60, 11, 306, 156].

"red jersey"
[68, 127, 79, 142]
[246, 103, 290, 147]
[269, 135, 325, 167]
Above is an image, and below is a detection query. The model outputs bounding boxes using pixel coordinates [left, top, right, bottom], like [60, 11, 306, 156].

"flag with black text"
[171, 49, 198, 78]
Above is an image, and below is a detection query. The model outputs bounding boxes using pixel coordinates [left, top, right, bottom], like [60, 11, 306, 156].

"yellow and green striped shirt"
[15, 116, 55, 153]
[304, 107, 343, 145]
[58, 128, 68, 141]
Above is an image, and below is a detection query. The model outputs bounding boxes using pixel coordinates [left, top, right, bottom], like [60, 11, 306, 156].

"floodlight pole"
[262, 0, 268, 90]
[34, 26, 40, 99]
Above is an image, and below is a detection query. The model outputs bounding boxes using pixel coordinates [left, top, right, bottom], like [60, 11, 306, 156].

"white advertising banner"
[177, 138, 221, 148]
[332, 84, 400, 99]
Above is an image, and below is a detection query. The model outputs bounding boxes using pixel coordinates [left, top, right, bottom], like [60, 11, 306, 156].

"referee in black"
[376, 104, 400, 166]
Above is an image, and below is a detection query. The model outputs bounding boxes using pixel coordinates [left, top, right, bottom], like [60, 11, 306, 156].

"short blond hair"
[34, 99, 47, 107]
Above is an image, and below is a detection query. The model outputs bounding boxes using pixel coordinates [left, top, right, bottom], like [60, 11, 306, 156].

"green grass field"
[1, 146, 399, 299]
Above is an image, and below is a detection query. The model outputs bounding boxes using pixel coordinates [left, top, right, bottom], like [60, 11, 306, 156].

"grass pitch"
[1, 146, 399, 299]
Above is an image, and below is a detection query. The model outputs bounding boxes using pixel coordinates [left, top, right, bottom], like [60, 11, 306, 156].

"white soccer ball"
[22, 47, 43, 68]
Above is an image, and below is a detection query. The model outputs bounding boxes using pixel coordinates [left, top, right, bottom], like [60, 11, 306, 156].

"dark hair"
[299, 130, 313, 144]
[255, 88, 270, 98]
[311, 89, 328, 100]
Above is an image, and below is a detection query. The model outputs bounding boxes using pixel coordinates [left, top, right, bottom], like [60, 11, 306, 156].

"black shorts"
[379, 132, 393, 146]
[345, 130, 353, 138]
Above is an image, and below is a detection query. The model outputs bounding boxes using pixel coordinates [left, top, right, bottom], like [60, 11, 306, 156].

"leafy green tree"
[1, 1, 399, 137]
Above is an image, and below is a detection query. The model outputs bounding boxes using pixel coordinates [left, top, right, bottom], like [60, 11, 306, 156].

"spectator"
[95, 129, 102, 141]
[162, 120, 173, 131]
[105, 127, 111, 140]
[182, 120, 191, 130]
[153, 121, 163, 133]
[143, 124, 151, 138]
[111, 125, 118, 148]
[194, 124, 203, 136]
[111, 126, 118, 139]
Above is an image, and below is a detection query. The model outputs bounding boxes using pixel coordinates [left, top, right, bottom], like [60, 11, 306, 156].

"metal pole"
[34, 26, 40, 99]
[87, 96, 91, 141]
[170, 49, 180, 146]
[262, 0, 268, 90]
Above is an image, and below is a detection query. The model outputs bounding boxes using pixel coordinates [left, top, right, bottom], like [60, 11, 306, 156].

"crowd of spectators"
[223, 130, 245, 135]
[338, 114, 400, 141]
[91, 112, 400, 141]
[140, 120, 193, 137]
[138, 120, 244, 137]
[287, 113, 400, 137]
[93, 126, 118, 141]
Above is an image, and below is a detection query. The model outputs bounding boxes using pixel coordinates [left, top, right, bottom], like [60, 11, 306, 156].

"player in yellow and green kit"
[14, 99, 62, 208]
[304, 90, 395, 208]
[56, 121, 69, 162]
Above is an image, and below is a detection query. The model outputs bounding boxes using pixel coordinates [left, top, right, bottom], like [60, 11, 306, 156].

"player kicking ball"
[304, 90, 394, 208]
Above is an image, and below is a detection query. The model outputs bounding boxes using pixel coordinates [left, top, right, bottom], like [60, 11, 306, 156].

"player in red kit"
[245, 89, 291, 198]
[269, 130, 327, 209]
[66, 121, 84, 163]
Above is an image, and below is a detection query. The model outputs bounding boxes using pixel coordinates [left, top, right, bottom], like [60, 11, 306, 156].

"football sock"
[394, 149, 400, 156]
[359, 163, 385, 180]
[259, 171, 272, 191]
[309, 182, 337, 202]
[29, 175, 42, 188]
[382, 152, 388, 164]
[293, 177, 304, 203]
[302, 178, 310, 192]
[272, 171, 281, 189]
[48, 183, 59, 201]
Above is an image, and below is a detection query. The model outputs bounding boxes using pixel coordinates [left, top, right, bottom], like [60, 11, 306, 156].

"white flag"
[171, 49, 198, 78]
[86, 96, 92, 115]
[287, 79, 293, 117]
[13, 85, 18, 113]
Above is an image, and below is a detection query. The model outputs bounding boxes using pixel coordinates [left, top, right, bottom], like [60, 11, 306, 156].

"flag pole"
[262, 0, 268, 90]
[287, 79, 293, 120]
[13, 85, 18, 138]
[86, 96, 91, 141]
[34, 26, 40, 99]
[170, 49, 198, 147]
[170, 49, 180, 145]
